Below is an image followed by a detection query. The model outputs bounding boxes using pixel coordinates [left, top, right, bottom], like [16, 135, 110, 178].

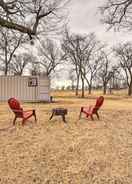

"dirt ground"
[0, 92, 132, 184]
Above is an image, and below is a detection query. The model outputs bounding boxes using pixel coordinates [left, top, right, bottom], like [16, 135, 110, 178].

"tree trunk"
[103, 83, 107, 95]
[81, 77, 85, 98]
[109, 87, 112, 94]
[4, 64, 8, 75]
[128, 82, 132, 96]
[4, 46, 8, 75]
[71, 84, 74, 91]
[75, 75, 79, 96]
[88, 85, 92, 94]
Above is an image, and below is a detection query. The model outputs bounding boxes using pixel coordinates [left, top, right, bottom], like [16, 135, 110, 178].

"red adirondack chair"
[8, 98, 37, 125]
[79, 96, 104, 120]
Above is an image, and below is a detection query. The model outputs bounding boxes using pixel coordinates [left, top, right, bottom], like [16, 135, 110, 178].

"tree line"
[0, 0, 132, 96]
[0, 27, 132, 96]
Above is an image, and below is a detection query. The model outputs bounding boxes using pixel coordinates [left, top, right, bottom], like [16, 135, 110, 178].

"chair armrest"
[82, 105, 94, 114]
[12, 109, 23, 113]
[23, 109, 35, 113]
[83, 105, 93, 110]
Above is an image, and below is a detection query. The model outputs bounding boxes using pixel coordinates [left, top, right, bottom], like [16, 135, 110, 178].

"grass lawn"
[0, 91, 132, 184]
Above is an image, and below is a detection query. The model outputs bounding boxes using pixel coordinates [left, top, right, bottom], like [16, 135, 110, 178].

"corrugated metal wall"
[0, 76, 50, 102]
[38, 76, 50, 101]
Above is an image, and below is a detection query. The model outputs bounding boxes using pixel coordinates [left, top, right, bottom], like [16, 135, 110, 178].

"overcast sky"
[67, 0, 132, 46]
[53, 0, 132, 88]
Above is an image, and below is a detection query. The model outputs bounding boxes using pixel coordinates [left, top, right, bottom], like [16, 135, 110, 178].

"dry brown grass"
[0, 91, 132, 184]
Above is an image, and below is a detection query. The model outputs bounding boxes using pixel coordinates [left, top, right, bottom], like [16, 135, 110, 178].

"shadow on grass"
[0, 125, 16, 132]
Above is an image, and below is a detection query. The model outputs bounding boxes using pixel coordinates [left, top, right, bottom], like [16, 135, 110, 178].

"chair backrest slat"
[93, 96, 104, 113]
[8, 98, 23, 117]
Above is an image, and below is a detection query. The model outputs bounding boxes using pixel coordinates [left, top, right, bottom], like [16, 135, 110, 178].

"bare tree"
[0, 0, 69, 38]
[37, 39, 65, 77]
[0, 28, 23, 75]
[62, 30, 104, 97]
[100, 0, 132, 31]
[30, 62, 41, 76]
[97, 51, 118, 94]
[113, 42, 132, 96]
[68, 69, 76, 91]
[62, 30, 84, 97]
[18, 52, 40, 75]
[71, 33, 104, 95]
[62, 45, 81, 96]
[10, 53, 30, 75]
[81, 36, 104, 94]
[107, 67, 126, 94]
[112, 72, 126, 89]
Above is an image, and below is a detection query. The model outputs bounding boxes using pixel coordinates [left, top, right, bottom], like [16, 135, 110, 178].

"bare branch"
[0, 0, 69, 38]
[100, 0, 132, 31]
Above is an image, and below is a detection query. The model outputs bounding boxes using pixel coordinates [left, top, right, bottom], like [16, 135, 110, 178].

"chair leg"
[22, 119, 25, 126]
[90, 115, 94, 120]
[49, 111, 54, 120]
[13, 116, 17, 125]
[79, 107, 83, 119]
[79, 111, 82, 119]
[62, 115, 67, 123]
[33, 110, 37, 122]
[86, 114, 90, 118]
[96, 112, 99, 120]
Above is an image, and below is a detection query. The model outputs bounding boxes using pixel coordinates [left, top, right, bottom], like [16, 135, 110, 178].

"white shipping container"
[0, 76, 50, 102]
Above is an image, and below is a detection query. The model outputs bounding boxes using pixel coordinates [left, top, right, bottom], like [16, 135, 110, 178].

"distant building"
[0, 75, 50, 102]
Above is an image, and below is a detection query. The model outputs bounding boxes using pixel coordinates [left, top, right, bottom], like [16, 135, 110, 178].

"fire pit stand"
[49, 108, 68, 123]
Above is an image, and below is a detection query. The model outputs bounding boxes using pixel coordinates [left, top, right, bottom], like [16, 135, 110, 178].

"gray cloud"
[68, 0, 132, 45]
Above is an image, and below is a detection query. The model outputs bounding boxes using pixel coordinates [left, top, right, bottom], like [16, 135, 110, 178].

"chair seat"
[82, 105, 93, 115]
[23, 111, 33, 119]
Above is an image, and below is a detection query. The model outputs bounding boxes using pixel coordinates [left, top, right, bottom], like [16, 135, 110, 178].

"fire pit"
[49, 108, 68, 123]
